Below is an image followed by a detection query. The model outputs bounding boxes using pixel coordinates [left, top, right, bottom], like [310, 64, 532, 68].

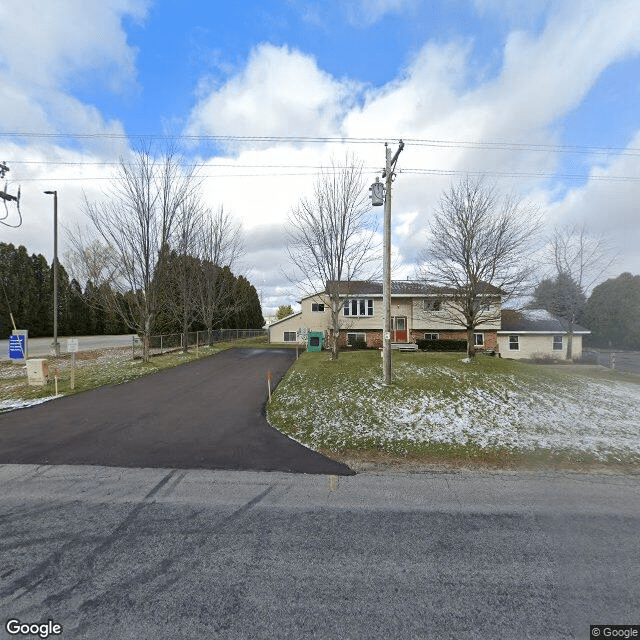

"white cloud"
[185, 1, 640, 304]
[4, 0, 640, 318]
[541, 132, 640, 275]
[0, 0, 148, 90]
[186, 43, 361, 142]
[0, 0, 149, 138]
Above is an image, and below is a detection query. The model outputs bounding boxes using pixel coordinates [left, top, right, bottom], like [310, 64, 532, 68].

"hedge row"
[415, 338, 467, 352]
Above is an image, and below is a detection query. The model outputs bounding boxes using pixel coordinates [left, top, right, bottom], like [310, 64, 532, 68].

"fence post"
[611, 352, 616, 370]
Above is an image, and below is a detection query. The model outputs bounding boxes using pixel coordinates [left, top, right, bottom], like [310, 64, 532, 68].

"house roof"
[268, 311, 302, 327]
[324, 280, 503, 296]
[499, 309, 590, 334]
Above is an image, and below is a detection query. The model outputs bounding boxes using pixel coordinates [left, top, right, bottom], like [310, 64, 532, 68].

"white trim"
[497, 330, 590, 335]
[269, 312, 303, 327]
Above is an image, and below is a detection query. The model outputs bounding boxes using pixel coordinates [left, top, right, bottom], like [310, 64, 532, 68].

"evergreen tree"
[68, 279, 90, 335]
[530, 271, 586, 321]
[582, 273, 640, 349]
[30, 252, 52, 337]
[276, 305, 294, 320]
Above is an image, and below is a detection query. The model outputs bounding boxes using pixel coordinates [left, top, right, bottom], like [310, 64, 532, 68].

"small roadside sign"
[9, 335, 26, 360]
[67, 338, 79, 353]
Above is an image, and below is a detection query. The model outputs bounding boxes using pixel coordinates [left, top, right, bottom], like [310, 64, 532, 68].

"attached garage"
[498, 309, 590, 360]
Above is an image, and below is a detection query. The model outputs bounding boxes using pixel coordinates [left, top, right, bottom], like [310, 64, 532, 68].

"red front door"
[393, 316, 407, 342]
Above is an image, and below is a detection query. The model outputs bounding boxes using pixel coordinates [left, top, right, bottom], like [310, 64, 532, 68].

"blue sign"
[9, 335, 26, 360]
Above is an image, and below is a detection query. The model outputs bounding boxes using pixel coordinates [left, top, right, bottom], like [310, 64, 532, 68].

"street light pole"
[44, 190, 60, 357]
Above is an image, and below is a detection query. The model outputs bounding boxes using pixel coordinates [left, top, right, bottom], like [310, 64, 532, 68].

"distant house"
[268, 280, 501, 350]
[497, 309, 590, 359]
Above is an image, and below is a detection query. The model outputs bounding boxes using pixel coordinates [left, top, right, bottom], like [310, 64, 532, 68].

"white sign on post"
[67, 338, 79, 390]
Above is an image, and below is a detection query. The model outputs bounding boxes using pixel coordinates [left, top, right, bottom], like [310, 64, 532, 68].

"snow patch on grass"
[0, 396, 59, 413]
[268, 357, 640, 462]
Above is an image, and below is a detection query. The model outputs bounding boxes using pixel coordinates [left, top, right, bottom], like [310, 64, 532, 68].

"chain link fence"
[131, 329, 266, 359]
[583, 348, 640, 375]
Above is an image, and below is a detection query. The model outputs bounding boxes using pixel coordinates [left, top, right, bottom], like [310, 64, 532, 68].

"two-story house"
[268, 280, 501, 351]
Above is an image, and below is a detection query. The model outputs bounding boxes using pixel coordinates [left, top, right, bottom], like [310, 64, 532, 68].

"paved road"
[0, 348, 351, 475]
[1, 465, 638, 639]
[0, 334, 137, 360]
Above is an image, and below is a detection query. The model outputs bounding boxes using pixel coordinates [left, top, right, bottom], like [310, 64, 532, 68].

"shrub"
[349, 339, 368, 350]
[529, 352, 560, 364]
[416, 338, 467, 352]
[572, 353, 599, 365]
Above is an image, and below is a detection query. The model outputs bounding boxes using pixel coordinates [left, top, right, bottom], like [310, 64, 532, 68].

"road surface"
[1, 465, 638, 639]
[0, 334, 136, 361]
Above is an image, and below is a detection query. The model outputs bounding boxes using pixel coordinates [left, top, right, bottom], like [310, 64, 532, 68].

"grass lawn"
[266, 350, 640, 469]
[0, 336, 282, 411]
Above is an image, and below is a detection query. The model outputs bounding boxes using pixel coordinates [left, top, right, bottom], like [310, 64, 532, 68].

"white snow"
[269, 361, 640, 461]
[0, 396, 59, 413]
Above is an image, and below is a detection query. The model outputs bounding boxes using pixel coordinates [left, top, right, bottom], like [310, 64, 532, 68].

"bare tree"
[545, 224, 616, 359]
[417, 175, 541, 360]
[160, 192, 205, 351]
[286, 156, 378, 360]
[196, 207, 245, 343]
[68, 144, 200, 361]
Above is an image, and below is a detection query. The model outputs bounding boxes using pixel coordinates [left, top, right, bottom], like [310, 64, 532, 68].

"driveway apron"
[0, 348, 353, 475]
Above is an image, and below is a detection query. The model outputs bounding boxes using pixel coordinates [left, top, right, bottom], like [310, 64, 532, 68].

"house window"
[474, 333, 484, 347]
[283, 331, 296, 342]
[553, 335, 563, 350]
[311, 303, 325, 312]
[509, 335, 519, 350]
[424, 333, 439, 340]
[424, 298, 441, 311]
[347, 332, 366, 344]
[343, 299, 374, 316]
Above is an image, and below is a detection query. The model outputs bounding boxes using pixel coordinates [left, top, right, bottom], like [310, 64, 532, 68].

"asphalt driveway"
[0, 348, 353, 475]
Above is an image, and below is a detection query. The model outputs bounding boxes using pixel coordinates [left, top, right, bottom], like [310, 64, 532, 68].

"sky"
[1, 0, 639, 316]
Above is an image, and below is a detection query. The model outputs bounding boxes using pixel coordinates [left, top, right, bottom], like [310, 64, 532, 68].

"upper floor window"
[311, 303, 325, 312]
[343, 299, 374, 316]
[424, 298, 442, 311]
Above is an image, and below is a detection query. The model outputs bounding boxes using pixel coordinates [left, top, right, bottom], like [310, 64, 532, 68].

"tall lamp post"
[44, 190, 60, 357]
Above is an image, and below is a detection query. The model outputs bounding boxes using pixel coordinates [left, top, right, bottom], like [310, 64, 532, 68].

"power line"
[9, 168, 640, 183]
[2, 131, 640, 156]
[401, 169, 640, 182]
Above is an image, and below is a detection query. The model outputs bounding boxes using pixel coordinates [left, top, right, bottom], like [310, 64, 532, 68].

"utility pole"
[379, 140, 404, 386]
[0, 162, 22, 228]
[44, 190, 60, 357]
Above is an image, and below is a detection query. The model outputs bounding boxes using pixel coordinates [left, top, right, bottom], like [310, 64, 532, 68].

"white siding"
[412, 298, 501, 331]
[497, 334, 583, 359]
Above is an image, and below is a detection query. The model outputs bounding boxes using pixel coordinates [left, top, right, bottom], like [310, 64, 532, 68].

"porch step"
[391, 343, 419, 351]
